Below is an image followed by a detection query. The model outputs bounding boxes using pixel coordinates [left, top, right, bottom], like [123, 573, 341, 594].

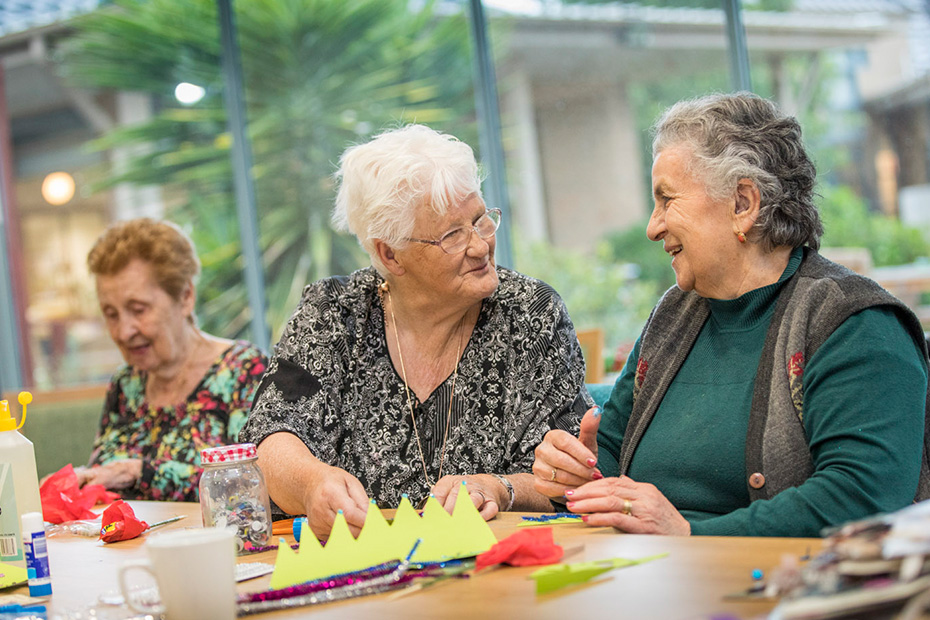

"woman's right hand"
[302, 464, 370, 541]
[533, 406, 603, 499]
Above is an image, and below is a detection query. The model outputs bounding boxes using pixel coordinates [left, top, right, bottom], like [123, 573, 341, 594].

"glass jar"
[199, 443, 272, 553]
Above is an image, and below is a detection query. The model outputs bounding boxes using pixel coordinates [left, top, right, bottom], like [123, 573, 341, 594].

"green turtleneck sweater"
[598, 249, 928, 537]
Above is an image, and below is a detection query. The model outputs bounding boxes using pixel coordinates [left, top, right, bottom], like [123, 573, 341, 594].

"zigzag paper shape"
[270, 482, 498, 589]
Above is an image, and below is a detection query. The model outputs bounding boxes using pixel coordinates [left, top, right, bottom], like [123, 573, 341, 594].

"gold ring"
[550, 468, 558, 482]
[623, 498, 633, 516]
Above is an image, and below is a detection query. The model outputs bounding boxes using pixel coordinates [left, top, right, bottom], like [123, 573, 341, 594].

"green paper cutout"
[530, 553, 668, 594]
[269, 484, 498, 589]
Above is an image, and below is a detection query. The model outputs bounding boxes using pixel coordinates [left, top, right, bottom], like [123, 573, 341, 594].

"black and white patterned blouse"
[240, 266, 591, 509]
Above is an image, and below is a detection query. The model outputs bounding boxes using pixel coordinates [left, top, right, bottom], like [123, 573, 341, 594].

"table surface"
[19, 501, 822, 619]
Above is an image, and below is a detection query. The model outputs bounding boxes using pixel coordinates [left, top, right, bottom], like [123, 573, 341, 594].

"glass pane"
[1, 0, 479, 389]
[490, 0, 731, 380]
[233, 0, 478, 336]
[742, 2, 930, 332]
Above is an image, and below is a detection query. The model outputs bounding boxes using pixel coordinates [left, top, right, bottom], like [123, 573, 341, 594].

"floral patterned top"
[89, 340, 267, 502]
[240, 267, 591, 511]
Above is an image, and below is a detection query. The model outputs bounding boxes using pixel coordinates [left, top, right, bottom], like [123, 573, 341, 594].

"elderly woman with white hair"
[240, 124, 592, 539]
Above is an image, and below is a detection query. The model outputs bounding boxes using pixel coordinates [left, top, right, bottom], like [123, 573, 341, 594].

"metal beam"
[467, 0, 513, 268]
[722, 0, 752, 92]
[216, 0, 270, 351]
[0, 63, 24, 392]
[0, 205, 21, 394]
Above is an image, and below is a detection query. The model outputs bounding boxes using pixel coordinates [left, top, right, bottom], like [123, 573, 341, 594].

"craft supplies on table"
[0, 392, 40, 565]
[199, 443, 272, 553]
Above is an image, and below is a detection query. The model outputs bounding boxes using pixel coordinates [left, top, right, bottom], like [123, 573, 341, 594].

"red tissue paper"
[99, 499, 149, 543]
[475, 527, 564, 571]
[39, 463, 120, 524]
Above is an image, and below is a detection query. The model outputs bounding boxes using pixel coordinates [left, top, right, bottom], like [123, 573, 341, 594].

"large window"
[2, 0, 929, 391]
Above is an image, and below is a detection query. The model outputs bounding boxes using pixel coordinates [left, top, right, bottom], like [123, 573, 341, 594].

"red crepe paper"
[99, 499, 149, 543]
[39, 464, 120, 524]
[475, 527, 564, 571]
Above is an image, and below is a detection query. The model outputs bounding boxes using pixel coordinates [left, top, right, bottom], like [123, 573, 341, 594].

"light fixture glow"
[174, 82, 205, 105]
[41, 172, 75, 206]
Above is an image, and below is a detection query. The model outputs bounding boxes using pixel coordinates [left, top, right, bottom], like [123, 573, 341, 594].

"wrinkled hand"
[431, 474, 505, 521]
[533, 406, 602, 499]
[565, 475, 691, 536]
[302, 464, 370, 541]
[77, 460, 143, 490]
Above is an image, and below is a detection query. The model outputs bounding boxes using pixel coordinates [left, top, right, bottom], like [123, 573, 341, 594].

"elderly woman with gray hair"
[534, 92, 930, 537]
[240, 124, 592, 540]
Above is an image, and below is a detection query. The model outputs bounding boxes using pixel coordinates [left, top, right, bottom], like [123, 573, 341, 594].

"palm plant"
[59, 0, 476, 339]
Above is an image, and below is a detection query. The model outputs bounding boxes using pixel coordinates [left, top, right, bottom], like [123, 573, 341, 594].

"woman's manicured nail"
[581, 515, 589, 523]
[586, 458, 597, 467]
[592, 406, 602, 418]
[565, 489, 574, 498]
[592, 471, 604, 480]
[567, 501, 575, 509]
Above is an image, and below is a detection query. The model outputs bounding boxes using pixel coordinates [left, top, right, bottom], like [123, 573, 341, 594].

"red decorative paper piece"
[475, 527, 564, 571]
[99, 499, 149, 543]
[39, 464, 120, 524]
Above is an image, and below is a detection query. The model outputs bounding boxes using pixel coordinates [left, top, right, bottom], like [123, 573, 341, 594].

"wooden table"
[20, 502, 820, 619]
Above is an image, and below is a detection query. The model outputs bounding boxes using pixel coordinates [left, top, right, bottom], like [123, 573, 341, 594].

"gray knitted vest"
[619, 249, 930, 503]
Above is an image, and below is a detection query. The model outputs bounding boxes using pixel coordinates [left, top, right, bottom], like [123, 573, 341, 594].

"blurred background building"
[2, 0, 929, 392]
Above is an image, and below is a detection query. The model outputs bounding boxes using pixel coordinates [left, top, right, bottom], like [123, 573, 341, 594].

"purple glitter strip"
[238, 563, 461, 604]
[249, 573, 420, 603]
[240, 542, 300, 554]
[238, 561, 402, 603]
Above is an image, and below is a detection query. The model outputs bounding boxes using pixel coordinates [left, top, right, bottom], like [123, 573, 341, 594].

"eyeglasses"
[406, 208, 502, 254]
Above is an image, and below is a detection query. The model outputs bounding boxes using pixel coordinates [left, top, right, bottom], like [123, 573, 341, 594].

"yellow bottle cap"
[0, 400, 15, 432]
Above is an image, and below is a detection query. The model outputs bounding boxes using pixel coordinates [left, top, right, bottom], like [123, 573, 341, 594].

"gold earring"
[736, 231, 747, 243]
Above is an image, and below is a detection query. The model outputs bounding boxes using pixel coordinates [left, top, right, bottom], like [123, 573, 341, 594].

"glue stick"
[21, 512, 52, 597]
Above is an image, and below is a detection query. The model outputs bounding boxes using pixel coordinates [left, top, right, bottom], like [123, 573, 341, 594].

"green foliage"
[59, 0, 475, 340]
[558, 0, 794, 10]
[601, 219, 676, 292]
[513, 237, 661, 370]
[819, 184, 930, 267]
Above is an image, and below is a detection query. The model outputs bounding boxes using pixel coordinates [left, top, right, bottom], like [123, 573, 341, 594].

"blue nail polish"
[593, 406, 602, 418]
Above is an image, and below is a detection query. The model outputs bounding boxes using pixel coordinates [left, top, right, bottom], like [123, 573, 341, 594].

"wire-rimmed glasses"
[406, 208, 502, 254]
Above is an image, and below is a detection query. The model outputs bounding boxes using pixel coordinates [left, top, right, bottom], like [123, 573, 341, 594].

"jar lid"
[201, 443, 257, 464]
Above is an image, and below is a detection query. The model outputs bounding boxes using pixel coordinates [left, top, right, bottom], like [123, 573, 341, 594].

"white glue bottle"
[0, 392, 41, 565]
[22, 511, 51, 597]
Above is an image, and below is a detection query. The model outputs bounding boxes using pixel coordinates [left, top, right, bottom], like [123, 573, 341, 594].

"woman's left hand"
[79, 459, 143, 491]
[431, 474, 504, 521]
[564, 475, 691, 536]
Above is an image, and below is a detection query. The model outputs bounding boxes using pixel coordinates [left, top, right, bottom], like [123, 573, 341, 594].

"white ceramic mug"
[118, 527, 237, 620]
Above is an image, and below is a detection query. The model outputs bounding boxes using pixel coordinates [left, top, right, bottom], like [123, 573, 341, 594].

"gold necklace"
[379, 281, 464, 488]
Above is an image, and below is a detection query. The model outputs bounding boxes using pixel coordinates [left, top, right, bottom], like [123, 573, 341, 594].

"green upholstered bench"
[4, 385, 105, 478]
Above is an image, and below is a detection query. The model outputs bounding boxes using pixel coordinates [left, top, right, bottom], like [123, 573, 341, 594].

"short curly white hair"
[331, 124, 483, 273]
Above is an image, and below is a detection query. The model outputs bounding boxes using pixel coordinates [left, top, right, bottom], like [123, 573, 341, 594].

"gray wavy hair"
[652, 92, 822, 250]
[332, 124, 483, 273]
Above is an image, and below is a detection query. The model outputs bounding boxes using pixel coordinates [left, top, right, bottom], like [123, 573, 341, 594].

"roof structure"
[0, 0, 104, 39]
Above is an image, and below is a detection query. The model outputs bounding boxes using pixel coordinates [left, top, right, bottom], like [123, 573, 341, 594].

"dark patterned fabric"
[89, 341, 267, 502]
[240, 267, 590, 510]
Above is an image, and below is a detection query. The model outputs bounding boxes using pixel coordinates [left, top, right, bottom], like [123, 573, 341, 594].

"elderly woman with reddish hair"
[83, 218, 266, 501]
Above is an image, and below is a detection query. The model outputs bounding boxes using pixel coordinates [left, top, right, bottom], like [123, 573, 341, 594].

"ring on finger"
[622, 498, 633, 516]
[550, 468, 557, 482]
